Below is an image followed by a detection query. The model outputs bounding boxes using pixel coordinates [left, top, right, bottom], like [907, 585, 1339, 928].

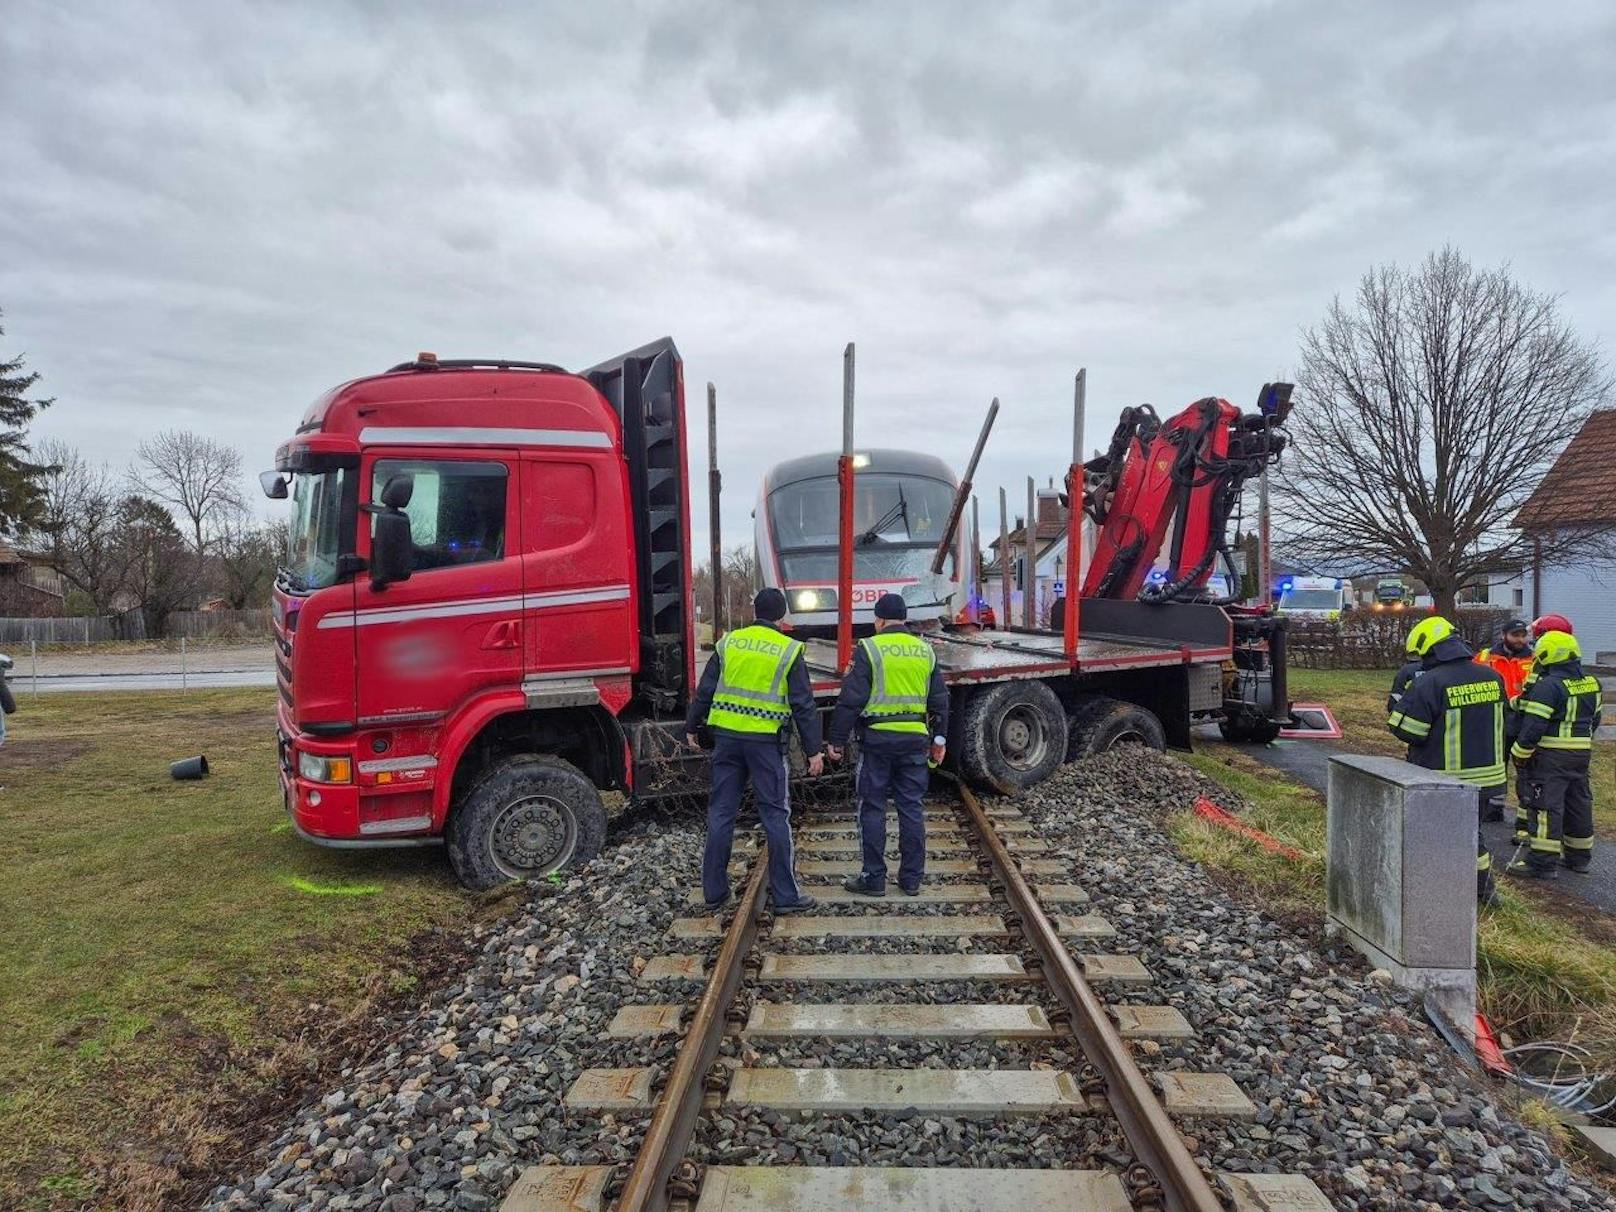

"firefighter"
[824, 593, 949, 897]
[1506, 613, 1576, 841]
[1506, 629, 1602, 879]
[685, 588, 824, 913]
[1386, 616, 1504, 905]
[1476, 618, 1534, 701]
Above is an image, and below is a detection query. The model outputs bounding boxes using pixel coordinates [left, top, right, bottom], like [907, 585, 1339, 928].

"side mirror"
[370, 511, 414, 590]
[260, 470, 289, 500]
[381, 473, 414, 510]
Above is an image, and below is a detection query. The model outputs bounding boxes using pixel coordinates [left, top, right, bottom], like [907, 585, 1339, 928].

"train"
[754, 449, 974, 635]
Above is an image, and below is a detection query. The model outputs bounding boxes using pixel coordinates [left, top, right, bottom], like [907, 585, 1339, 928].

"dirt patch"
[77, 910, 504, 1211]
[0, 737, 92, 770]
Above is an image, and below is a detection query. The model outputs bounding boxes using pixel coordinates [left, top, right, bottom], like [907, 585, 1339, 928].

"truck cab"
[268, 342, 693, 888]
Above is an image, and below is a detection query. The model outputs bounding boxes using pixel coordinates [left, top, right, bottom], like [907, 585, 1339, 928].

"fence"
[0, 608, 272, 645]
[1286, 607, 1513, 669]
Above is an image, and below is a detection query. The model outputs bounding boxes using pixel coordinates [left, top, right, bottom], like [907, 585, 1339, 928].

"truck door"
[352, 450, 523, 727]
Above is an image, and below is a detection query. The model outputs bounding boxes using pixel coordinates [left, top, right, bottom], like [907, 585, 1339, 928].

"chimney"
[1036, 489, 1063, 528]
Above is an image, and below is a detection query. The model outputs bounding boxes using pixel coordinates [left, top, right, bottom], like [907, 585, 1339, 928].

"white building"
[1485, 409, 1616, 665]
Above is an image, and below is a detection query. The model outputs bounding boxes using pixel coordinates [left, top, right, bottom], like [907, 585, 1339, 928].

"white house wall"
[1508, 559, 1616, 665]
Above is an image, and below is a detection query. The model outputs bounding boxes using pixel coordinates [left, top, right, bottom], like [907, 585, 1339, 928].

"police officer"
[1507, 629, 1602, 879]
[824, 594, 949, 897]
[685, 588, 824, 913]
[1386, 617, 1504, 905]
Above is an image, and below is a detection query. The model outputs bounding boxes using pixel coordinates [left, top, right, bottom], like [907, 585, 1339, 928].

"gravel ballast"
[1009, 749, 1616, 1211]
[210, 751, 1616, 1211]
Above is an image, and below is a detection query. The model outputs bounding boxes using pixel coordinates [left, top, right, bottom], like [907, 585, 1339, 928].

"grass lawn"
[1183, 665, 1616, 1071]
[0, 689, 484, 1210]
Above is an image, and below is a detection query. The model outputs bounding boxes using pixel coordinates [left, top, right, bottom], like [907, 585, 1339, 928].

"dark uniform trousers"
[855, 733, 930, 888]
[1519, 749, 1595, 872]
[702, 733, 802, 906]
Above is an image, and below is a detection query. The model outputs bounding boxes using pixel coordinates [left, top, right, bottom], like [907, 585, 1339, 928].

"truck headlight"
[298, 751, 353, 783]
[790, 588, 835, 612]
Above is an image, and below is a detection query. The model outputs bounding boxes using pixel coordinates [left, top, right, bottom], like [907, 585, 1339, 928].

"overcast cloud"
[3, 0, 1615, 547]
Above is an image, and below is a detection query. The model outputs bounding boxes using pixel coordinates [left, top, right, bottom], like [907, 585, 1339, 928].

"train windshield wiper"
[857, 488, 909, 546]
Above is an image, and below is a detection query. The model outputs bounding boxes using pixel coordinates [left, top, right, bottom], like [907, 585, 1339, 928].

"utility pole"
[707, 382, 723, 640]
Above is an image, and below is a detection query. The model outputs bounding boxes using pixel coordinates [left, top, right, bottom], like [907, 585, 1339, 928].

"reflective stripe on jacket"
[707, 625, 805, 735]
[1476, 647, 1533, 701]
[1386, 643, 1507, 787]
[859, 631, 937, 735]
[1511, 662, 1603, 761]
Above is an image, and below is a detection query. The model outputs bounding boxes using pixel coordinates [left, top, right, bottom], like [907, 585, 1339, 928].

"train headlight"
[789, 588, 835, 613]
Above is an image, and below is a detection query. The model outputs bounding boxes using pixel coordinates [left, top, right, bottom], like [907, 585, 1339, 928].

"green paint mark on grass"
[284, 876, 382, 897]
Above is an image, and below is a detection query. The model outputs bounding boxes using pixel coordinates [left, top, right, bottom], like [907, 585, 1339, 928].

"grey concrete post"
[1326, 754, 1477, 1028]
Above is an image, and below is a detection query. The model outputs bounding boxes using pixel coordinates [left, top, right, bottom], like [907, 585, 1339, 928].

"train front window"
[769, 474, 955, 549]
[769, 474, 958, 591]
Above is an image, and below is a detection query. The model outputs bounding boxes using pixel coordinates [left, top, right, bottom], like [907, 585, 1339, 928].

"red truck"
[267, 339, 1292, 888]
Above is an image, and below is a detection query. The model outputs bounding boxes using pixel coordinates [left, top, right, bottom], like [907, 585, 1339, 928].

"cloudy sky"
[4, 0, 1615, 548]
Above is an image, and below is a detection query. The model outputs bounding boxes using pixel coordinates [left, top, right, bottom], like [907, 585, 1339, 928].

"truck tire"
[958, 680, 1066, 795]
[1065, 695, 1166, 760]
[447, 755, 606, 891]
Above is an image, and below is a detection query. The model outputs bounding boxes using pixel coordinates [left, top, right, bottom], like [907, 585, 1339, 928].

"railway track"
[502, 783, 1331, 1212]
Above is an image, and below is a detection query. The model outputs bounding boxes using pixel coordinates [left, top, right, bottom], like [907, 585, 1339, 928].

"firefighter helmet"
[1406, 616, 1455, 657]
[1532, 612, 1573, 638]
[1534, 629, 1581, 667]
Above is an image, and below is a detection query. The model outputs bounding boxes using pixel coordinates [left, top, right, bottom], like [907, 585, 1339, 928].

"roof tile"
[1515, 410, 1616, 530]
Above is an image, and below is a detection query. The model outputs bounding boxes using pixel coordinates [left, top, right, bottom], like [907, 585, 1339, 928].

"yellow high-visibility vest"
[707, 625, 804, 735]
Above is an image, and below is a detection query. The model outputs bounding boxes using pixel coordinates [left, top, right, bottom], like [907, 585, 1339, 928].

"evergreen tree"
[0, 310, 54, 536]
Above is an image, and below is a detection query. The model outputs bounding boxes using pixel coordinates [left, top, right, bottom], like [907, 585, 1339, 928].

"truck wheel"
[1066, 695, 1166, 760]
[447, 755, 606, 891]
[958, 680, 1066, 795]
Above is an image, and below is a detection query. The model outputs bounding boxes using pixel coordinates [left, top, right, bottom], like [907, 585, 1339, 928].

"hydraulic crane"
[1076, 383, 1297, 742]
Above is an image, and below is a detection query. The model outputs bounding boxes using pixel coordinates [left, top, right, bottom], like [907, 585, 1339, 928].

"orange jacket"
[1475, 647, 1532, 701]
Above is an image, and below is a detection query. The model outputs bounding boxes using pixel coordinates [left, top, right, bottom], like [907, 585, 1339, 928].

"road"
[19, 670, 276, 693]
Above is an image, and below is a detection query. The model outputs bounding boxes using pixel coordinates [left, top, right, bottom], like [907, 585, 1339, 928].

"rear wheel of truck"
[447, 755, 607, 891]
[958, 680, 1066, 795]
[1065, 694, 1166, 760]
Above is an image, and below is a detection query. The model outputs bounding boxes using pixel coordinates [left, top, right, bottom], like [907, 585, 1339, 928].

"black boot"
[842, 873, 886, 897]
[1506, 857, 1558, 880]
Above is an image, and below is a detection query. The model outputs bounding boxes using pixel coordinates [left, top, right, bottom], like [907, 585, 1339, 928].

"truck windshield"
[283, 468, 351, 591]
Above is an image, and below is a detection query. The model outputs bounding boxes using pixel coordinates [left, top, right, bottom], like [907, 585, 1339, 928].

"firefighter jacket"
[1386, 636, 1507, 788]
[687, 622, 823, 750]
[1386, 659, 1421, 714]
[1476, 641, 1533, 701]
[1510, 659, 1603, 762]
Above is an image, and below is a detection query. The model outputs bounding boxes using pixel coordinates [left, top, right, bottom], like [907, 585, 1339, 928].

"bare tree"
[118, 495, 196, 636]
[1277, 248, 1613, 615]
[133, 430, 244, 557]
[723, 544, 759, 624]
[215, 506, 286, 608]
[35, 438, 129, 613]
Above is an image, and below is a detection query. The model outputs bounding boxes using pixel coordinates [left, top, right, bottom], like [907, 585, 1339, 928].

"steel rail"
[613, 845, 771, 1212]
[956, 781, 1224, 1212]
